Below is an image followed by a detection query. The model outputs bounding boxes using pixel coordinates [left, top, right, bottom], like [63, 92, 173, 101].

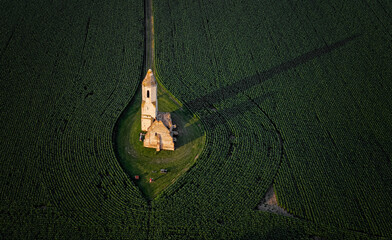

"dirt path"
[144, 1, 154, 238]
[145, 0, 154, 70]
[257, 185, 292, 217]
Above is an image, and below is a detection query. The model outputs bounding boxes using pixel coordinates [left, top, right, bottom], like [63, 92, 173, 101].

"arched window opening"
[147, 90, 150, 98]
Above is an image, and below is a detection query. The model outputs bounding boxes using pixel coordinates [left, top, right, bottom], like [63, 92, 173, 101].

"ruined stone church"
[141, 69, 177, 151]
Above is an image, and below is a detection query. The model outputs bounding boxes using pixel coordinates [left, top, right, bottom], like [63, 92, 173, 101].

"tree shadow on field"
[174, 34, 361, 147]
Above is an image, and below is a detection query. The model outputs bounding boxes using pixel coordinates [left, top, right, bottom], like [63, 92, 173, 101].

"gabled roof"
[147, 120, 170, 134]
[142, 69, 157, 87]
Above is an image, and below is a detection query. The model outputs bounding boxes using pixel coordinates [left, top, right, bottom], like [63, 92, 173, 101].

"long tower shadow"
[175, 34, 361, 148]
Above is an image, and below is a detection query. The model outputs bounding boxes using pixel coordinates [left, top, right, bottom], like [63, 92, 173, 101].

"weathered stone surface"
[142, 69, 157, 87]
[144, 120, 175, 151]
[140, 69, 176, 151]
[157, 112, 173, 129]
[141, 69, 158, 131]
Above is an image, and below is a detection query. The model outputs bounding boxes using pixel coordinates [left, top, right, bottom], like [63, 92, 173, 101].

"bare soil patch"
[257, 185, 292, 217]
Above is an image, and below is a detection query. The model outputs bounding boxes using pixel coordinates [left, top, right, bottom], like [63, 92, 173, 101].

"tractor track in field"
[145, 0, 153, 238]
[145, 0, 154, 71]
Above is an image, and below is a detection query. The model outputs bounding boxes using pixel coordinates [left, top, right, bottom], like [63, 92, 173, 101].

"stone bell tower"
[141, 69, 158, 131]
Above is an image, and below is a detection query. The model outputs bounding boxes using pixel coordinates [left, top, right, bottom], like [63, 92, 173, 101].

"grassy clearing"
[115, 85, 205, 200]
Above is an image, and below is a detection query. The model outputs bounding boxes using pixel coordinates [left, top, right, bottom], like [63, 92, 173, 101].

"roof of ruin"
[142, 69, 157, 87]
[157, 112, 173, 129]
[147, 120, 170, 134]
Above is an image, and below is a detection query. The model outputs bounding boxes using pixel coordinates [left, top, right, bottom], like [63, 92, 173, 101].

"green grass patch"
[115, 85, 205, 200]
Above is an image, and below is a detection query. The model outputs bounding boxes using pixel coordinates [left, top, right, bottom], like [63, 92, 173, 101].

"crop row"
[0, 0, 149, 238]
[151, 0, 392, 238]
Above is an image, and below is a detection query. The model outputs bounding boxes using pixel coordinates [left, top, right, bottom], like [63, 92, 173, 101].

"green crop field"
[1, 0, 392, 239]
[0, 0, 148, 238]
[151, 0, 392, 238]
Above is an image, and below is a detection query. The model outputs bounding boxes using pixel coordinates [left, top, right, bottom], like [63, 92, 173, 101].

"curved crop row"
[151, 0, 392, 238]
[0, 1, 148, 238]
